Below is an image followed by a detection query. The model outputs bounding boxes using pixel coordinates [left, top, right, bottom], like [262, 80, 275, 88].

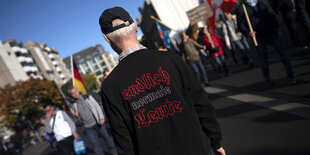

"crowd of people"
[2, 0, 309, 155]
[36, 86, 117, 155]
[176, 0, 310, 86]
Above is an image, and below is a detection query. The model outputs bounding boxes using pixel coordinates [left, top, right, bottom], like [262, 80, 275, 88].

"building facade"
[63, 44, 118, 84]
[26, 41, 71, 86]
[0, 40, 41, 88]
[0, 39, 71, 88]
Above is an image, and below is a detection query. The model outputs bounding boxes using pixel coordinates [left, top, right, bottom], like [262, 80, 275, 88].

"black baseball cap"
[99, 7, 134, 34]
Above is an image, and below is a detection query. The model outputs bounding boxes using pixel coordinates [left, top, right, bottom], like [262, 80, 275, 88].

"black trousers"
[57, 136, 74, 155]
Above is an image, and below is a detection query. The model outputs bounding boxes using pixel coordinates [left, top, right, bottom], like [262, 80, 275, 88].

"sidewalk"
[23, 141, 50, 155]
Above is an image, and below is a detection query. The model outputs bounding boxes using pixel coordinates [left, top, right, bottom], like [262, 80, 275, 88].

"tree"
[82, 74, 98, 90]
[0, 78, 63, 129]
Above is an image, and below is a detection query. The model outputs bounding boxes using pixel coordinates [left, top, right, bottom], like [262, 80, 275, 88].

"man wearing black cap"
[99, 7, 225, 155]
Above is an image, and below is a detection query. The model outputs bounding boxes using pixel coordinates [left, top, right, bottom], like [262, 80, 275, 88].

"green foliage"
[82, 74, 98, 91]
[0, 78, 63, 128]
[61, 78, 73, 98]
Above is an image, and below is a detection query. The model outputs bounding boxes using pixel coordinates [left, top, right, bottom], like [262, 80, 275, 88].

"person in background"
[219, 13, 253, 66]
[99, 6, 225, 155]
[200, 27, 229, 76]
[179, 32, 210, 87]
[103, 70, 111, 79]
[69, 86, 116, 155]
[269, 0, 307, 48]
[237, 0, 297, 85]
[44, 104, 79, 155]
[3, 136, 23, 155]
[0, 140, 8, 155]
[295, 0, 310, 39]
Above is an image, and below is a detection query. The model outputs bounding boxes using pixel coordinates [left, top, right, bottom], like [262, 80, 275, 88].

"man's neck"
[121, 40, 140, 52]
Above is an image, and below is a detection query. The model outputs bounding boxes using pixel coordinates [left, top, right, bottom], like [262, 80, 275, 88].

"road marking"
[204, 87, 227, 93]
[228, 94, 274, 103]
[205, 87, 310, 119]
[271, 103, 308, 111]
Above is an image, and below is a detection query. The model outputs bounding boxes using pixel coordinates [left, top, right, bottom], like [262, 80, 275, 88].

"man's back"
[101, 49, 221, 155]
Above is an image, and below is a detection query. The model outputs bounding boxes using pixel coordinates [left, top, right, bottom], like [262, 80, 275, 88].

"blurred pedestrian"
[179, 32, 209, 86]
[237, 0, 297, 85]
[269, 0, 307, 48]
[295, 0, 310, 38]
[40, 117, 58, 149]
[219, 13, 253, 66]
[68, 86, 116, 155]
[103, 70, 110, 79]
[3, 136, 23, 155]
[200, 27, 229, 76]
[157, 44, 168, 52]
[29, 131, 36, 145]
[21, 130, 29, 145]
[99, 6, 225, 155]
[44, 104, 79, 155]
[0, 140, 8, 155]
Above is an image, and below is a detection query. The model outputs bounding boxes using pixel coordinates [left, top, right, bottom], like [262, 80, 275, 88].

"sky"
[0, 0, 145, 58]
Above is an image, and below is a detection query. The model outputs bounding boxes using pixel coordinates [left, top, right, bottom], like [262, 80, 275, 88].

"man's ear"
[103, 34, 111, 45]
[133, 20, 138, 33]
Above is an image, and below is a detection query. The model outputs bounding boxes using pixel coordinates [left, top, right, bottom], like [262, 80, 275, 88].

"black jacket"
[295, 0, 310, 29]
[101, 49, 222, 155]
[237, 1, 279, 38]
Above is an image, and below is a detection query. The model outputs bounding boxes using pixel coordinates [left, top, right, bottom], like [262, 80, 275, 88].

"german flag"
[71, 56, 87, 95]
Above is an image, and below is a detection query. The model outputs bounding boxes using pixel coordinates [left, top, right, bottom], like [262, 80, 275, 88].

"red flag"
[206, 0, 217, 30]
[71, 56, 87, 95]
[220, 0, 237, 13]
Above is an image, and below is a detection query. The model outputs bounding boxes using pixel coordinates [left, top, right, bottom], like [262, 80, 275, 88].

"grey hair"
[105, 18, 136, 44]
[67, 85, 76, 93]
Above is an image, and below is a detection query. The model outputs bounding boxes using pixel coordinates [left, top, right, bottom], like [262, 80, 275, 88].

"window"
[97, 56, 103, 62]
[80, 63, 86, 68]
[79, 58, 85, 64]
[89, 60, 96, 66]
[92, 52, 98, 56]
[46, 70, 54, 74]
[98, 46, 105, 53]
[96, 71, 101, 76]
[86, 55, 92, 59]
[21, 62, 36, 66]
[92, 64, 99, 71]
[86, 68, 91, 74]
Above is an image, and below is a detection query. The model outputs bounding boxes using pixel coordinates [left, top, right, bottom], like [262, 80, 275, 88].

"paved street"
[203, 35, 310, 154]
[207, 86, 310, 155]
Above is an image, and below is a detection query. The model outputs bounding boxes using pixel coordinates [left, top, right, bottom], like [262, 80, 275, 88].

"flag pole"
[242, 3, 258, 46]
[150, 16, 175, 31]
[70, 55, 75, 87]
[70, 55, 78, 115]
